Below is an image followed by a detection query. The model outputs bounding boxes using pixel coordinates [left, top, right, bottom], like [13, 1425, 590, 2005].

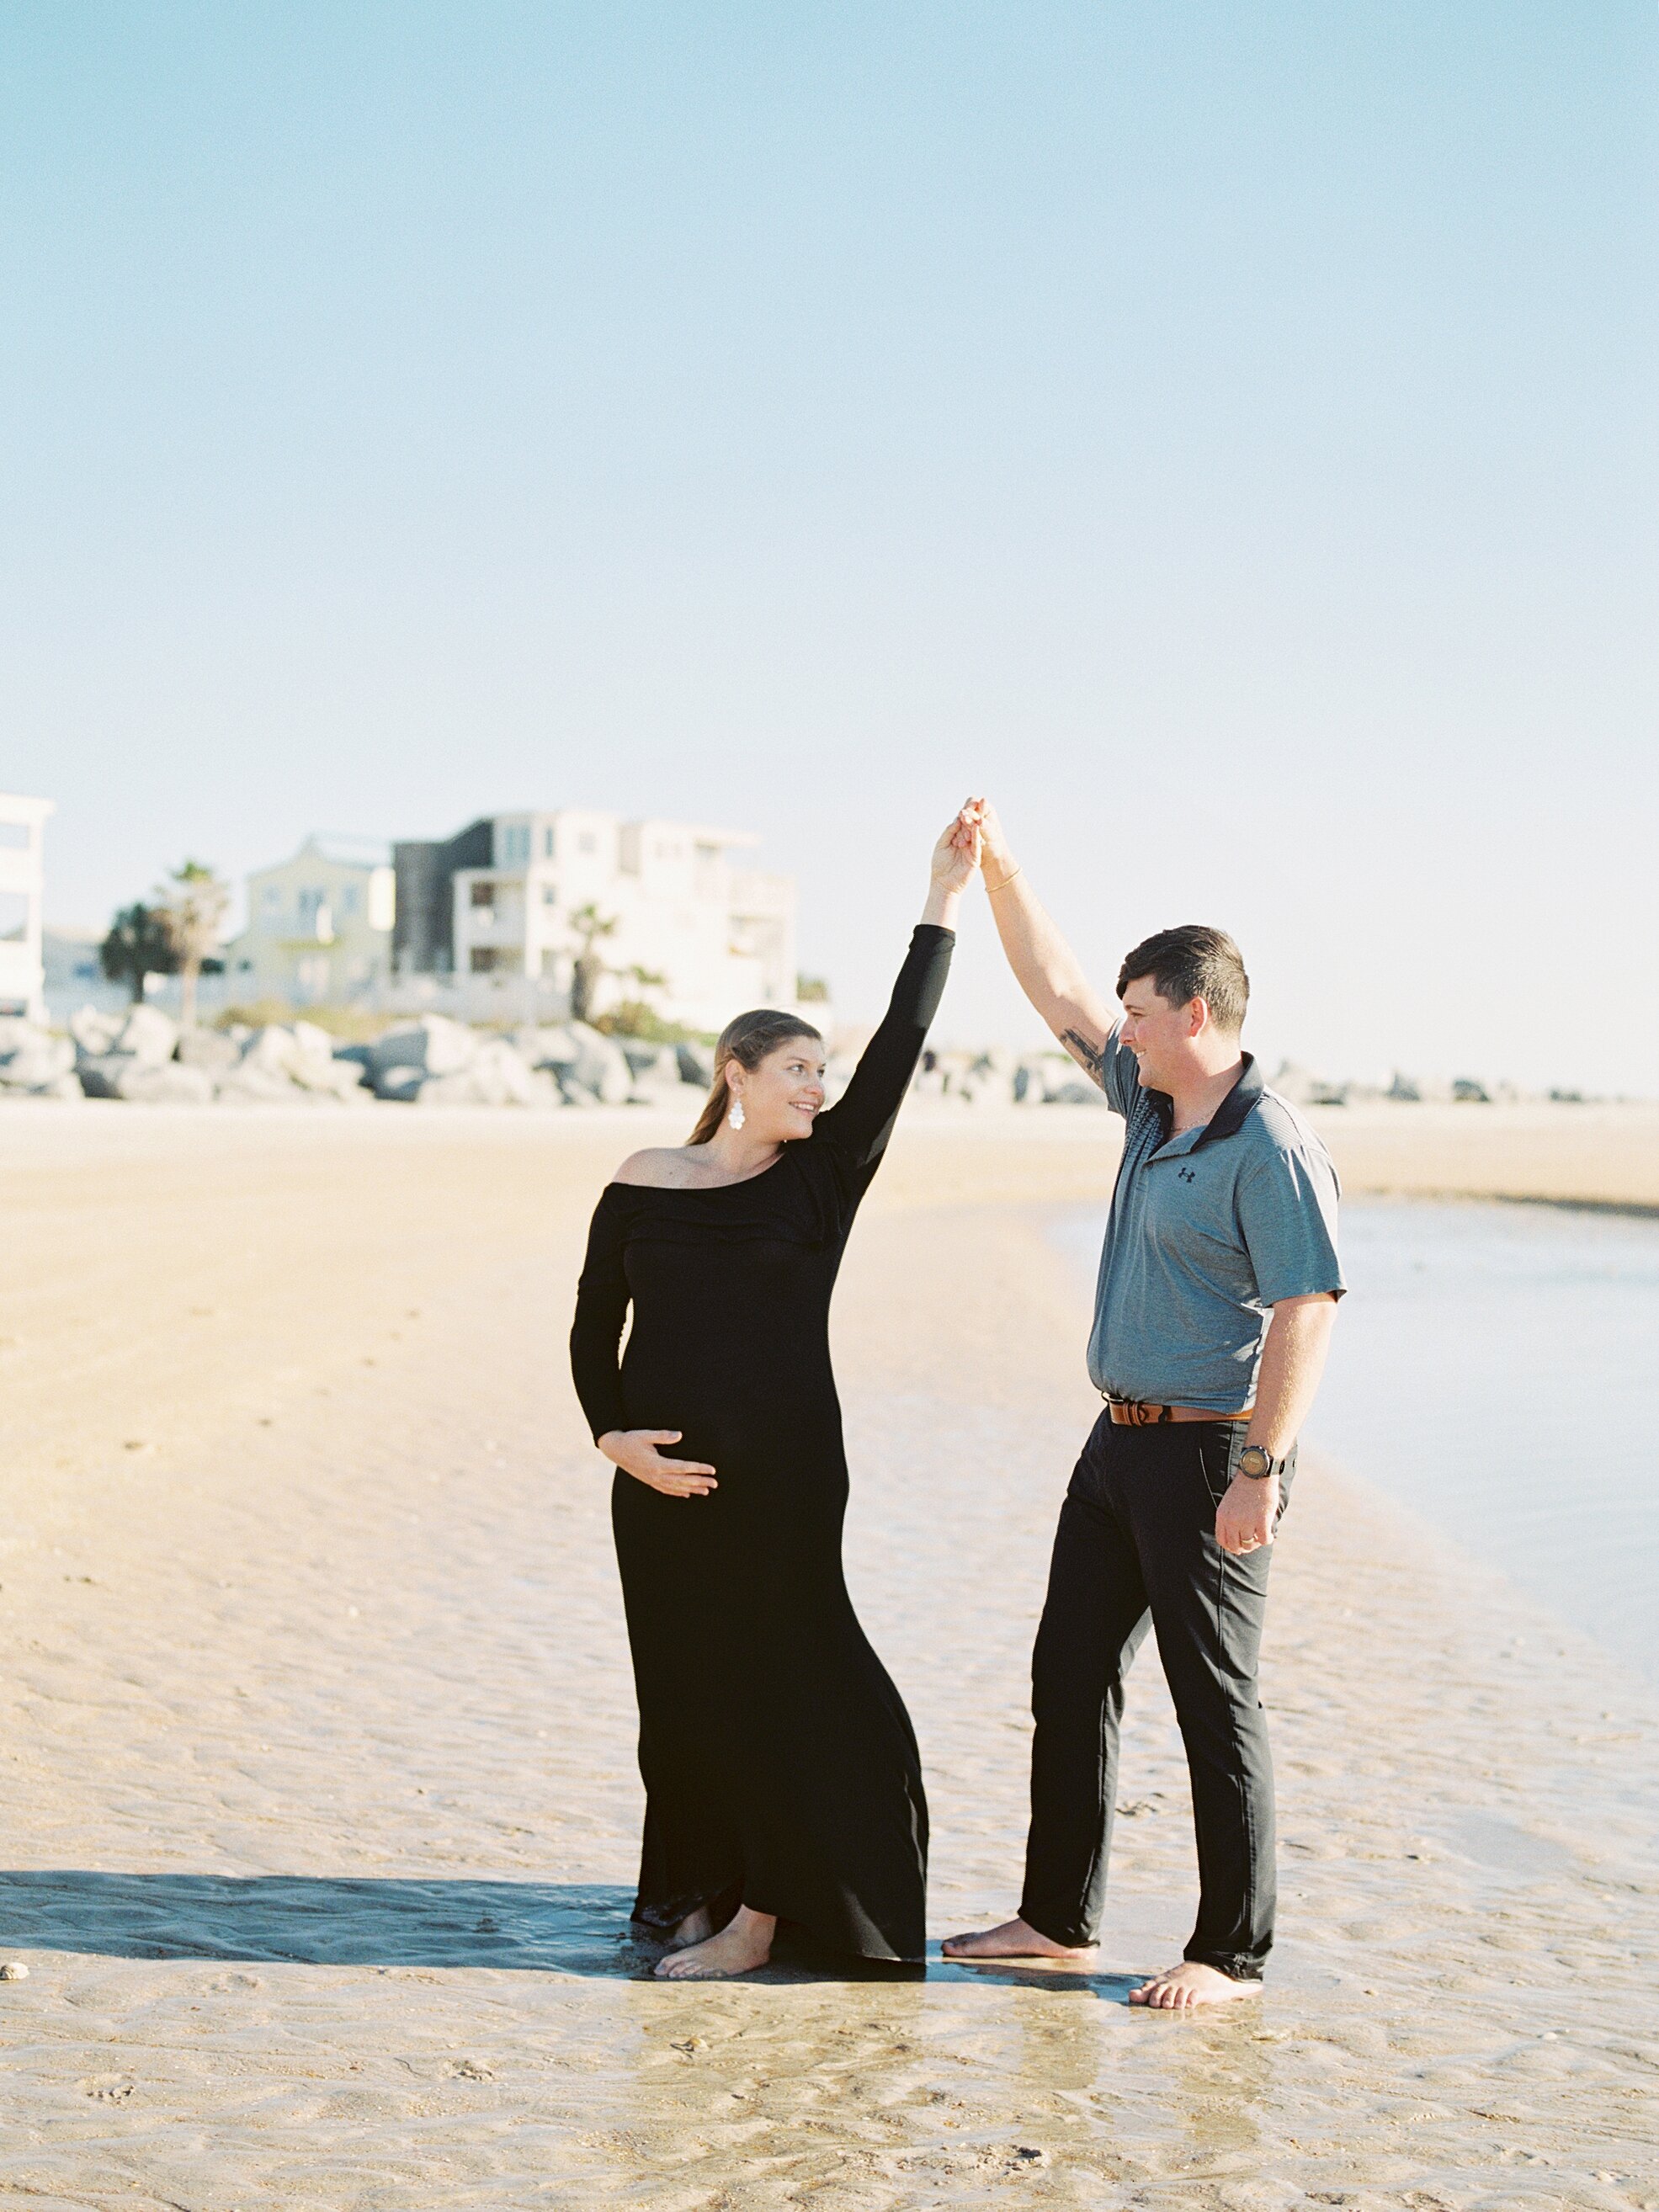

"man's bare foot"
[942, 1917, 1097, 1963]
[661, 1905, 717, 1953]
[654, 1905, 776, 1980]
[1130, 1960, 1262, 2009]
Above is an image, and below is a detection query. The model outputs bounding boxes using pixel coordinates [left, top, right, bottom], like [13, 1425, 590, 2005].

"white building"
[0, 794, 52, 1021]
[225, 835, 396, 1007]
[395, 810, 796, 1030]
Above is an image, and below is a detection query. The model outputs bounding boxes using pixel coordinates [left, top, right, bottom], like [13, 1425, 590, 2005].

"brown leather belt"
[1105, 1397, 1254, 1427]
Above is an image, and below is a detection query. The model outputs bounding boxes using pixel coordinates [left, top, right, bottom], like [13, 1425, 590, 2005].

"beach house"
[393, 809, 797, 1029]
[0, 793, 53, 1022]
[226, 835, 396, 1007]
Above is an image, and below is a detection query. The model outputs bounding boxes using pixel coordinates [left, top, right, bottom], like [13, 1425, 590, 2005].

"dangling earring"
[727, 1098, 746, 1131]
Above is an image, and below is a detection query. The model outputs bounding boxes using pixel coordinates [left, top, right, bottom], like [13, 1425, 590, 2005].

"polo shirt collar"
[1147, 1053, 1263, 1151]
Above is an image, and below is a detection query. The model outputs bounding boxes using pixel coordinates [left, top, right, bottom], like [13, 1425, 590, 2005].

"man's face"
[1119, 976, 1199, 1091]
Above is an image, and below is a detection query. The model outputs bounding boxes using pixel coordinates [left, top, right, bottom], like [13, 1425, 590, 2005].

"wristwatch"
[1237, 1445, 1285, 1481]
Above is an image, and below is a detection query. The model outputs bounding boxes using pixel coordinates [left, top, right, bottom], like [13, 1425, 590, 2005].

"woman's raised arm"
[812, 809, 978, 1170]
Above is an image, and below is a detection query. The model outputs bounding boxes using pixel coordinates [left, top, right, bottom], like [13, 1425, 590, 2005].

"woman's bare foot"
[654, 1905, 776, 1980]
[1130, 1960, 1262, 2009]
[661, 1905, 717, 1953]
[941, 1917, 1097, 1963]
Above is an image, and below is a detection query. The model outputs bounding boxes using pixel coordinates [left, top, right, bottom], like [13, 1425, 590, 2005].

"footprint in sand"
[81, 2076, 135, 2103]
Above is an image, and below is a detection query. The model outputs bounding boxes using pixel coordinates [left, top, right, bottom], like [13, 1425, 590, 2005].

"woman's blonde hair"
[688, 1009, 826, 1146]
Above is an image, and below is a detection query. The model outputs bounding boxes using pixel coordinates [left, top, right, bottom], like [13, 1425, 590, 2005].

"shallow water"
[1058, 1195, 1659, 1686]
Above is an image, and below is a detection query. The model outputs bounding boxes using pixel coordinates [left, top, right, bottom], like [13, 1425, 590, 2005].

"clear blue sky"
[3, 3, 1655, 1091]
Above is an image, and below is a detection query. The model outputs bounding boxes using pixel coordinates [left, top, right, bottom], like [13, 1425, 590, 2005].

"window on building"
[542, 885, 558, 905]
[471, 880, 496, 907]
[471, 947, 500, 973]
[500, 823, 530, 865]
[295, 953, 331, 1000]
[543, 827, 555, 858]
[262, 886, 282, 915]
[340, 885, 359, 916]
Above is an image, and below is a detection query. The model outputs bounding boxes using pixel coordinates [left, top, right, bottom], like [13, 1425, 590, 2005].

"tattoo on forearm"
[1061, 1028, 1107, 1087]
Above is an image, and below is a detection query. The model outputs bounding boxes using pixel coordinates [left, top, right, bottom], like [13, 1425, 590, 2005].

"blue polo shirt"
[1087, 1031, 1345, 1412]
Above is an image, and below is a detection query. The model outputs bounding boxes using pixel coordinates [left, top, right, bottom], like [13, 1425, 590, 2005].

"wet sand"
[2, 1101, 1656, 2210]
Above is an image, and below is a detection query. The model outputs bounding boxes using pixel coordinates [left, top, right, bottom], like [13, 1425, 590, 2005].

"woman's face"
[726, 1036, 827, 1142]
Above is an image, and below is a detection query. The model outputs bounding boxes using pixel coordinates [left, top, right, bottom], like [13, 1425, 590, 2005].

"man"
[944, 800, 1343, 2008]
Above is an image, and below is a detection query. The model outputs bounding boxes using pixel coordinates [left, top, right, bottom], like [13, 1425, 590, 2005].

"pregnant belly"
[623, 1309, 832, 1410]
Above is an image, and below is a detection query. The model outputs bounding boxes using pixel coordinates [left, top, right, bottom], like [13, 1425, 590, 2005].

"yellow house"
[226, 835, 395, 1007]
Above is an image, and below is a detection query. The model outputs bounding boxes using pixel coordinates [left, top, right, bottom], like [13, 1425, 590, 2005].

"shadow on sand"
[0, 1873, 1025, 1984]
[1, 1874, 1150, 1993]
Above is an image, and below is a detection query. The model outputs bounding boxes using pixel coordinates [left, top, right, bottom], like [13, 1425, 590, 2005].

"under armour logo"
[1178, 1166, 1197, 1183]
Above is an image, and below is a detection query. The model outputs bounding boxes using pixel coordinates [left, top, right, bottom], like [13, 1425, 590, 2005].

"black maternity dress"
[569, 923, 953, 1964]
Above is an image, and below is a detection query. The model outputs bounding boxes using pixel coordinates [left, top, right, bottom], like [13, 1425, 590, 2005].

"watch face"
[1240, 1447, 1271, 1477]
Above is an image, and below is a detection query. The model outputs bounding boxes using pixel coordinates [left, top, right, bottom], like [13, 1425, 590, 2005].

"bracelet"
[986, 864, 1023, 895]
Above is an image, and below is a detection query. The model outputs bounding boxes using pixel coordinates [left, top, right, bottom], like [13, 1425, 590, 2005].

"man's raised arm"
[967, 799, 1120, 1088]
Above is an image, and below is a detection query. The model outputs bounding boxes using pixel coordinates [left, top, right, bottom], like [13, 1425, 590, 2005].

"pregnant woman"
[570, 812, 976, 1979]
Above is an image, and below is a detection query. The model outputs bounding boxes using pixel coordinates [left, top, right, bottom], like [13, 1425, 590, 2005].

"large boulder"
[414, 1040, 550, 1108]
[114, 1003, 179, 1065]
[0, 1028, 76, 1092]
[676, 1040, 715, 1087]
[620, 1042, 689, 1103]
[511, 1024, 582, 1072]
[69, 1006, 123, 1056]
[372, 1065, 426, 1103]
[365, 1015, 477, 1082]
[74, 1053, 135, 1099]
[240, 1024, 301, 1077]
[560, 1023, 632, 1105]
[107, 1057, 214, 1101]
[214, 1062, 307, 1104]
[288, 1022, 368, 1099]
[212, 1023, 368, 1103]
[177, 1029, 242, 1071]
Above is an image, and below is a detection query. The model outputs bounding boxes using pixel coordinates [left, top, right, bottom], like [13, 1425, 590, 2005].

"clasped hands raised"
[934, 796, 1022, 896]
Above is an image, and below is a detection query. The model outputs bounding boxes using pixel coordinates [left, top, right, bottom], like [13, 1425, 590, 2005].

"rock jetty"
[1, 1008, 1127, 1114]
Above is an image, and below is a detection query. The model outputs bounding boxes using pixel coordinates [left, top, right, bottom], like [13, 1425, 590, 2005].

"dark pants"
[1017, 1412, 1293, 1981]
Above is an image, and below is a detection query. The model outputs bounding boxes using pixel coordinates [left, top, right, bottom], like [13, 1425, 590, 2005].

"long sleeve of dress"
[814, 923, 954, 1172]
[569, 1191, 630, 1442]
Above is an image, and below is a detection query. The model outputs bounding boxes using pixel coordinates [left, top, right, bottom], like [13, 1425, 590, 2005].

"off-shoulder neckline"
[604, 1146, 796, 1197]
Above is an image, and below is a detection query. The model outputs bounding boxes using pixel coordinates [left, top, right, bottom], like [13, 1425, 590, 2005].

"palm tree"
[100, 903, 178, 1004]
[568, 903, 619, 1025]
[157, 860, 231, 1030]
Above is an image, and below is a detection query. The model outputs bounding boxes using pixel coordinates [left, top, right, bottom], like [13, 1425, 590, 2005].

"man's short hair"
[1117, 925, 1250, 1034]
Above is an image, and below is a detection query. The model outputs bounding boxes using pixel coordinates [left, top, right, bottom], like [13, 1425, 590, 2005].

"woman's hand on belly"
[598, 1429, 718, 1500]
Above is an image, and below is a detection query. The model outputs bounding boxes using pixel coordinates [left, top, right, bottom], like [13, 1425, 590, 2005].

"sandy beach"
[2, 1099, 1656, 2210]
